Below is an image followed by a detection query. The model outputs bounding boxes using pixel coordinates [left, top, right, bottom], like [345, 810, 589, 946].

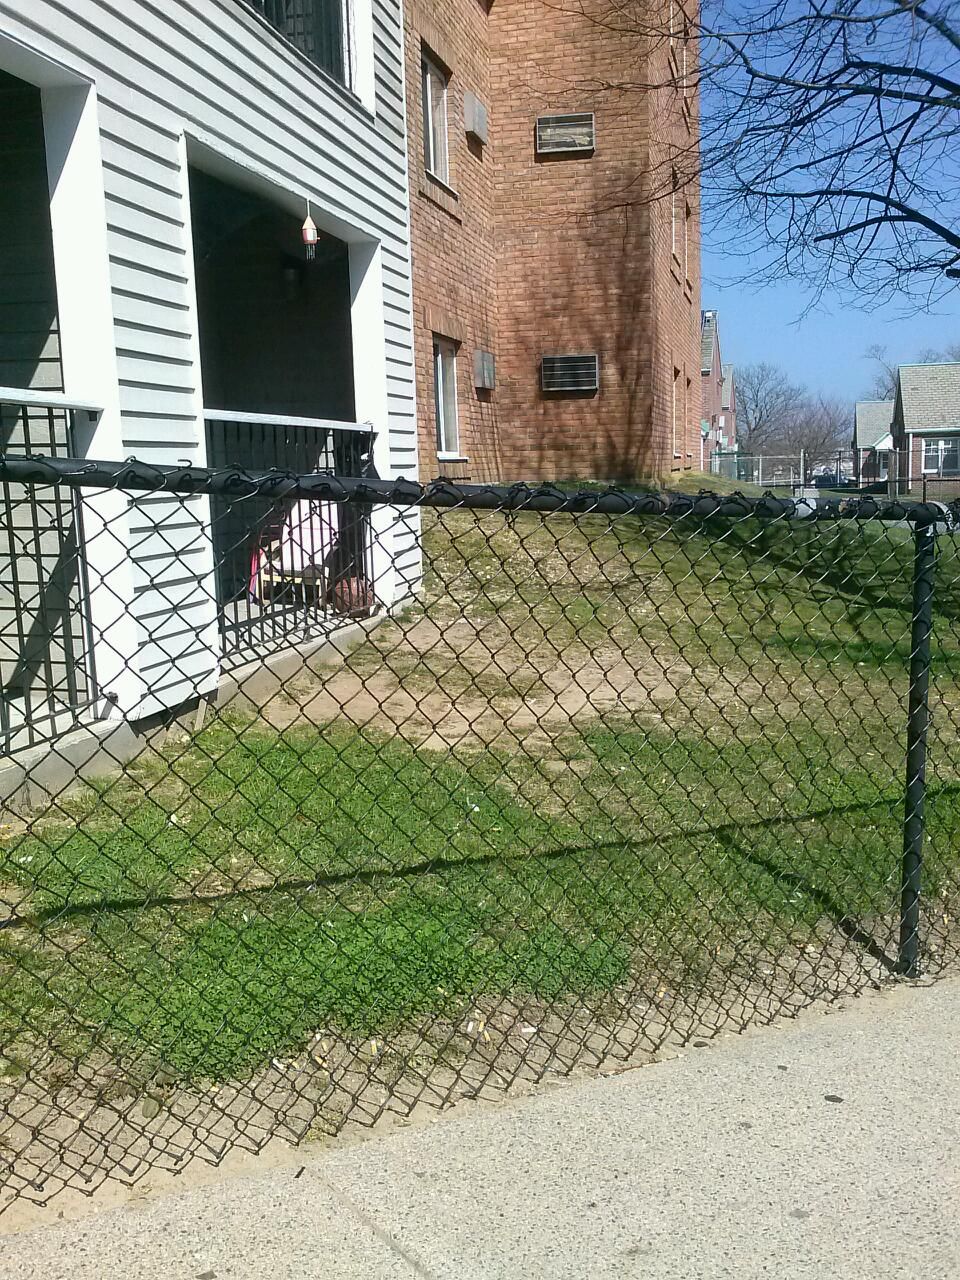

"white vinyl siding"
[1, 0, 418, 719]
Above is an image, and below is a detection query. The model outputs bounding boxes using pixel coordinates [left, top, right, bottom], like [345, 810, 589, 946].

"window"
[672, 366, 681, 457]
[535, 114, 596, 155]
[251, 0, 350, 85]
[422, 55, 449, 185]
[434, 337, 459, 455]
[922, 436, 960, 474]
[670, 171, 680, 262]
[684, 201, 692, 279]
[671, 190, 678, 258]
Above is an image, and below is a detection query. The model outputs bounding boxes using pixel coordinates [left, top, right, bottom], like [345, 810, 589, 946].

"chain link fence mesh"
[1, 452, 959, 1213]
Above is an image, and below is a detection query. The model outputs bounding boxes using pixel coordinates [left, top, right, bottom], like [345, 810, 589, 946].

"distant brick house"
[721, 364, 737, 446]
[891, 363, 960, 495]
[404, 0, 702, 483]
[700, 310, 736, 468]
[852, 401, 893, 486]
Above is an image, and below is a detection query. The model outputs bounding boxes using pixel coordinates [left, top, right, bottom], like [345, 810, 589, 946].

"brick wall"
[405, 0, 499, 483]
[406, 0, 702, 483]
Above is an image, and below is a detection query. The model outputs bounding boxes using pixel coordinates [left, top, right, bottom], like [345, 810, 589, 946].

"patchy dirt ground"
[234, 613, 882, 759]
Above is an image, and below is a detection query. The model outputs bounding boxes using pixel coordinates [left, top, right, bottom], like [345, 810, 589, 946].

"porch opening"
[0, 70, 62, 392]
[0, 71, 96, 753]
[188, 165, 369, 666]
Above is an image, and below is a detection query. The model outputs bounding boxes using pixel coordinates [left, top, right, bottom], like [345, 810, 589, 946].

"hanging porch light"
[302, 203, 318, 261]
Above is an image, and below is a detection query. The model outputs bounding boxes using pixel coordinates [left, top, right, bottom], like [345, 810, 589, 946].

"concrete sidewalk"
[6, 979, 960, 1279]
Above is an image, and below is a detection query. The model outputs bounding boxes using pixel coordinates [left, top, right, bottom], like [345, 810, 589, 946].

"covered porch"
[0, 101, 384, 754]
[190, 162, 379, 669]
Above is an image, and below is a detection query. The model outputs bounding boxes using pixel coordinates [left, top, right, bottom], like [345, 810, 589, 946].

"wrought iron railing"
[0, 389, 100, 751]
[204, 410, 376, 665]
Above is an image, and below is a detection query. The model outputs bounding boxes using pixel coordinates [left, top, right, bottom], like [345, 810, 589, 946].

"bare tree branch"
[551, 0, 960, 304]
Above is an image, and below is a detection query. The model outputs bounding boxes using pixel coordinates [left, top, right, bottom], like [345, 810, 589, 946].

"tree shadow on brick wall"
[497, 166, 667, 485]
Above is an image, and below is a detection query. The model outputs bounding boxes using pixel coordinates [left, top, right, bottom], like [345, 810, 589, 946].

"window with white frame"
[671, 182, 680, 261]
[922, 436, 960, 474]
[672, 366, 681, 457]
[434, 337, 459, 455]
[251, 0, 351, 85]
[422, 54, 449, 185]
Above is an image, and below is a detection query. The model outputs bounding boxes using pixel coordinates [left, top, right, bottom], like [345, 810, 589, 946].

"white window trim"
[434, 336, 459, 456]
[922, 436, 960, 474]
[422, 55, 449, 185]
[672, 366, 681, 457]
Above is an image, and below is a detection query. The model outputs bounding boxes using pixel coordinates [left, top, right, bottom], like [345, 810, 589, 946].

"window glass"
[254, 0, 348, 84]
[422, 57, 449, 184]
[434, 337, 459, 454]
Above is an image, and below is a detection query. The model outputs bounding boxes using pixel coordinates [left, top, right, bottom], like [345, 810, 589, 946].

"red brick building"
[404, 0, 702, 483]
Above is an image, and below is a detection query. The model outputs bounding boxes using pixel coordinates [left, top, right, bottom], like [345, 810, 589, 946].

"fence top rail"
[0, 454, 950, 525]
[203, 408, 375, 435]
[0, 387, 103, 416]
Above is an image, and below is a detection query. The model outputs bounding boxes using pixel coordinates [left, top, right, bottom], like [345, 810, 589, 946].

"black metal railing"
[1, 458, 959, 1213]
[203, 412, 377, 666]
[0, 392, 99, 750]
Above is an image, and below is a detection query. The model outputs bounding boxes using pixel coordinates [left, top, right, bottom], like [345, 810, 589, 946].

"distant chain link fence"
[1, 451, 960, 1214]
[711, 450, 858, 490]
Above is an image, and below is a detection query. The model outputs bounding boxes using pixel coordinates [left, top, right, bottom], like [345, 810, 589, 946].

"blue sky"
[703, 245, 960, 403]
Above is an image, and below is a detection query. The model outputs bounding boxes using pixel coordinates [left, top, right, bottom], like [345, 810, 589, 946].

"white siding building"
[0, 0, 419, 744]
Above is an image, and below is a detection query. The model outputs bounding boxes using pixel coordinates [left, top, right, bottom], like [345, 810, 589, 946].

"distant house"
[891, 363, 960, 494]
[852, 401, 893, 485]
[721, 364, 737, 447]
[700, 311, 736, 469]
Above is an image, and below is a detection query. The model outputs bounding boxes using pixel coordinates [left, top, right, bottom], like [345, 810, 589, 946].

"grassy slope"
[553, 470, 766, 498]
[3, 509, 960, 1084]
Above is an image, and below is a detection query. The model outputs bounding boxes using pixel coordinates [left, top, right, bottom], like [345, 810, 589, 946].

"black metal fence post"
[898, 516, 937, 977]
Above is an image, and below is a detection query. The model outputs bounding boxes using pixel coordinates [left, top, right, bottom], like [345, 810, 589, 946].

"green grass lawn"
[552, 470, 767, 498]
[3, 507, 960, 1089]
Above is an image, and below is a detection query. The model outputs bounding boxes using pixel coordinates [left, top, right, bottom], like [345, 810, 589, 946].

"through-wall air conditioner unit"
[464, 90, 489, 145]
[535, 112, 595, 155]
[541, 354, 600, 392]
[474, 348, 496, 390]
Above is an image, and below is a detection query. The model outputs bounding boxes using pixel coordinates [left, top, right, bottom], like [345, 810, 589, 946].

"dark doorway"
[189, 166, 356, 424]
[0, 70, 62, 391]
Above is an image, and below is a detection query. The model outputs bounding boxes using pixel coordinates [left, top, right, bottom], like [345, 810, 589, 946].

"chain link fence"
[2, 451, 960, 1214]
[711, 450, 859, 491]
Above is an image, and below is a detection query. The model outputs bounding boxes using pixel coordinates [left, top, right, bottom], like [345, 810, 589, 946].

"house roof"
[700, 310, 719, 375]
[897, 363, 960, 433]
[854, 400, 893, 450]
[721, 364, 735, 411]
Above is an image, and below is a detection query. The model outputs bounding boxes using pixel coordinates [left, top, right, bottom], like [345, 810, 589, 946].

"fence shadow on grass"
[6, 782, 949, 965]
